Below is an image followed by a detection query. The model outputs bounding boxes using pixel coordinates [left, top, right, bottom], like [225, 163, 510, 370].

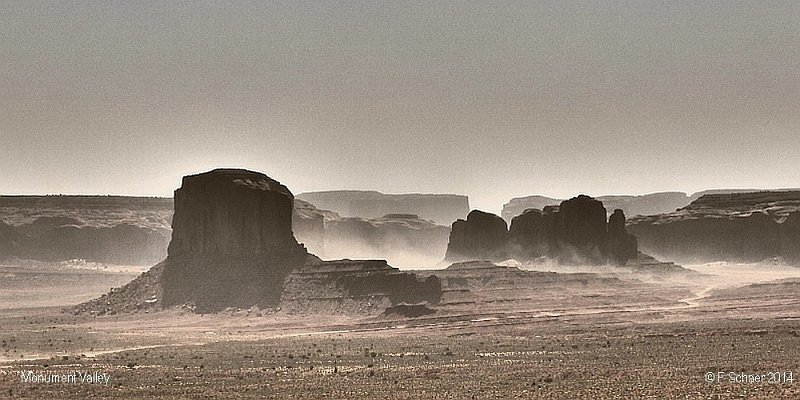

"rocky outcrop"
[445, 210, 510, 261]
[414, 260, 634, 311]
[167, 169, 304, 258]
[507, 196, 612, 265]
[382, 303, 437, 318]
[557, 195, 609, 263]
[161, 169, 310, 311]
[507, 208, 553, 259]
[598, 192, 692, 219]
[501, 192, 692, 222]
[607, 209, 638, 266]
[447, 196, 639, 265]
[280, 259, 442, 314]
[296, 190, 470, 225]
[627, 191, 800, 265]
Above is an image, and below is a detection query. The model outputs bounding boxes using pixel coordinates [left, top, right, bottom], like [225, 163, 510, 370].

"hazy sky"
[2, 1, 798, 212]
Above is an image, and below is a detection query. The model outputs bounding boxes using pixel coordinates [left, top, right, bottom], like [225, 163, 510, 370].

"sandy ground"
[1, 261, 800, 399]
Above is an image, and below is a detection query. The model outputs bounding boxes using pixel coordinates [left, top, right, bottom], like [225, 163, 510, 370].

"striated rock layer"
[281, 259, 442, 314]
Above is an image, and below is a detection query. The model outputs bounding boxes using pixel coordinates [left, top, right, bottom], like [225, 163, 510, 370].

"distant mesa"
[628, 190, 800, 265]
[501, 192, 693, 223]
[501, 195, 563, 223]
[0, 190, 459, 269]
[501, 189, 800, 223]
[0, 196, 171, 265]
[381, 213, 422, 220]
[6, 186, 800, 271]
[292, 200, 450, 269]
[296, 190, 470, 225]
[446, 195, 638, 266]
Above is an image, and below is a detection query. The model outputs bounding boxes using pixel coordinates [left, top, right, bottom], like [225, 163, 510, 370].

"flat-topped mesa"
[296, 190, 470, 225]
[162, 169, 309, 311]
[501, 192, 693, 223]
[627, 190, 800, 265]
[168, 169, 304, 259]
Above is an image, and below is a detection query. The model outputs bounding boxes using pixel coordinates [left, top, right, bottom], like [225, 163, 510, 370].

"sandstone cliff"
[161, 169, 310, 311]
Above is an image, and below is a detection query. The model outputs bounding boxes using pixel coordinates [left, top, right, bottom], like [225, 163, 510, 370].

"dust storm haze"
[3, 2, 800, 399]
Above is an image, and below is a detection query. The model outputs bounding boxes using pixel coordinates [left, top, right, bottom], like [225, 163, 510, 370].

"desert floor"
[1, 260, 799, 399]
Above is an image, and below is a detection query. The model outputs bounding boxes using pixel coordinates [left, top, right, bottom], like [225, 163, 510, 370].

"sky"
[2, 1, 798, 213]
